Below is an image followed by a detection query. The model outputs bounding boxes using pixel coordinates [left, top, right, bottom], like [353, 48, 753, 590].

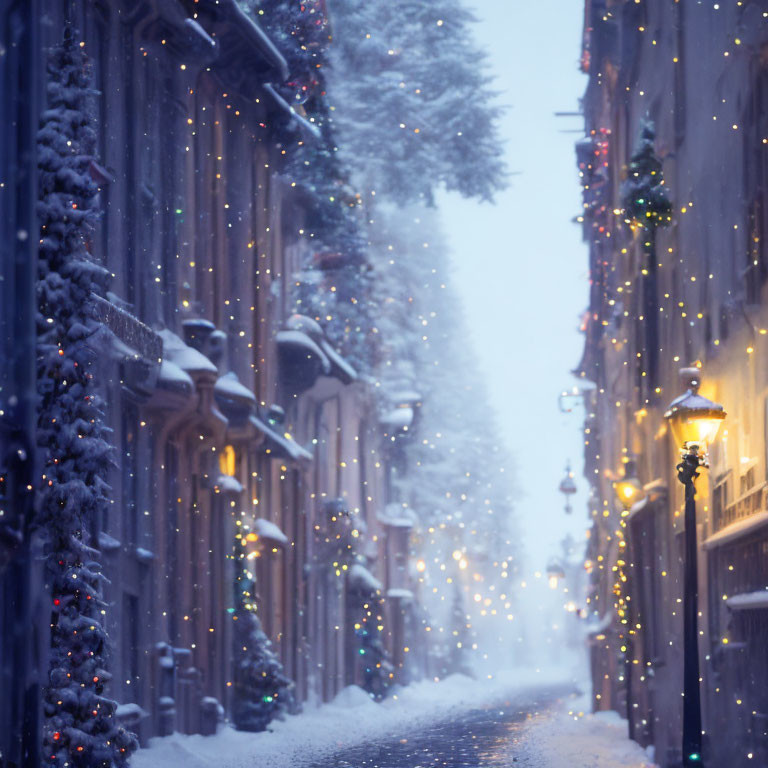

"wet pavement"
[305, 686, 572, 768]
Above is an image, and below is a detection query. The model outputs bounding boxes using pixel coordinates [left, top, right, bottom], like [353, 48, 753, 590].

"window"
[713, 472, 731, 532]
[743, 64, 768, 302]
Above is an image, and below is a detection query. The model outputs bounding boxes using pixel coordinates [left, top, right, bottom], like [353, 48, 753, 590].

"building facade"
[1, 0, 421, 755]
[577, 1, 768, 766]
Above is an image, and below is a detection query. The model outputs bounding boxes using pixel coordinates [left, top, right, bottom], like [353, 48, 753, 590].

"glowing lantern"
[612, 459, 644, 511]
[664, 368, 726, 454]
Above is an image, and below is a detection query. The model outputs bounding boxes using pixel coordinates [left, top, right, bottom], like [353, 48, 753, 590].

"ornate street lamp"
[664, 368, 726, 768]
[559, 463, 577, 514]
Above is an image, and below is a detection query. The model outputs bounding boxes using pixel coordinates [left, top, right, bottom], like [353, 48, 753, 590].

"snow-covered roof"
[380, 406, 414, 429]
[703, 511, 768, 550]
[726, 590, 768, 610]
[348, 563, 382, 593]
[252, 518, 289, 547]
[213, 474, 244, 494]
[159, 328, 217, 375]
[215, 372, 257, 405]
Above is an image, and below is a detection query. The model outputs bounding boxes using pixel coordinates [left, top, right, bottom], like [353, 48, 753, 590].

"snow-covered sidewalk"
[517, 691, 658, 767]
[133, 666, 572, 768]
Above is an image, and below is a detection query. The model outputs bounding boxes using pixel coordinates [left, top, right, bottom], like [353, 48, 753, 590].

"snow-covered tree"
[232, 608, 294, 731]
[368, 205, 519, 672]
[358, 601, 393, 700]
[327, 0, 506, 203]
[36, 27, 137, 766]
[621, 119, 672, 230]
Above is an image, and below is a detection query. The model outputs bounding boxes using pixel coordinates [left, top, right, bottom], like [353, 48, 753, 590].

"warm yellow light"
[416, 559, 426, 573]
[612, 459, 644, 510]
[548, 575, 559, 590]
[219, 444, 236, 477]
[664, 370, 726, 451]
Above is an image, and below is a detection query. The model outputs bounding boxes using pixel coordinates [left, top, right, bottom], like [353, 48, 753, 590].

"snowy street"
[133, 671, 656, 768]
[305, 687, 565, 768]
[305, 690, 657, 768]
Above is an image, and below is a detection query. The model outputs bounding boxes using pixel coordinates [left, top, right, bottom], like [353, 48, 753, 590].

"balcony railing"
[714, 482, 768, 533]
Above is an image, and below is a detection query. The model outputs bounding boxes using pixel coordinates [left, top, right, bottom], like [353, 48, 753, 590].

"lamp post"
[546, 560, 566, 590]
[664, 368, 726, 768]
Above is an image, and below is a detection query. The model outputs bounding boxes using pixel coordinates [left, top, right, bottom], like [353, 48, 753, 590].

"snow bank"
[517, 691, 657, 768]
[133, 666, 573, 768]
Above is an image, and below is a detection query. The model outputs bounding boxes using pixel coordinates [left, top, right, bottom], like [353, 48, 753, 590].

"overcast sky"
[438, 0, 590, 570]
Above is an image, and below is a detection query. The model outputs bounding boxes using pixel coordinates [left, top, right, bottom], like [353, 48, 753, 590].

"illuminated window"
[219, 444, 236, 477]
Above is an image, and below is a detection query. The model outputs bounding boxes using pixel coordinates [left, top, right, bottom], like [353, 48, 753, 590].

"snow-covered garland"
[36, 27, 137, 767]
[241, 0, 376, 372]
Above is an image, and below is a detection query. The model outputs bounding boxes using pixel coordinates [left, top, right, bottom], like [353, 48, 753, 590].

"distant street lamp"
[664, 368, 726, 768]
[559, 463, 577, 514]
[612, 458, 645, 511]
[546, 560, 566, 590]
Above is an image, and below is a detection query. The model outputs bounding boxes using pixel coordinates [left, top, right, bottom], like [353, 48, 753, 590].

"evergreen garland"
[620, 118, 673, 392]
[243, 0, 376, 370]
[36, 27, 137, 767]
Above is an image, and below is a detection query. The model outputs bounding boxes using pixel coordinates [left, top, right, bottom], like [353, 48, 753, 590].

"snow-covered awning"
[98, 532, 121, 554]
[386, 588, 414, 601]
[726, 590, 768, 611]
[158, 359, 194, 393]
[215, 372, 257, 409]
[585, 612, 613, 638]
[348, 563, 382, 594]
[276, 330, 331, 372]
[388, 390, 423, 407]
[378, 503, 417, 529]
[249, 415, 313, 463]
[159, 328, 217, 376]
[319, 338, 357, 384]
[263, 83, 322, 141]
[212, 474, 243, 495]
[703, 511, 768, 550]
[115, 703, 149, 727]
[192, 0, 288, 83]
[252, 518, 289, 547]
[380, 406, 414, 430]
